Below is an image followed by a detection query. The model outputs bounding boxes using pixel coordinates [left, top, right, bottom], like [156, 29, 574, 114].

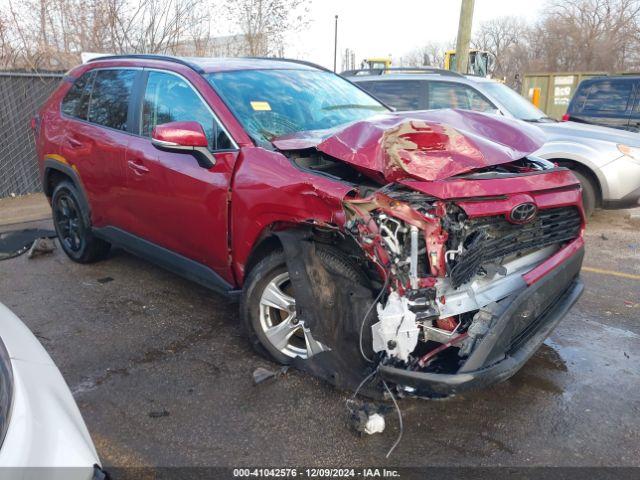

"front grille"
[448, 206, 581, 288]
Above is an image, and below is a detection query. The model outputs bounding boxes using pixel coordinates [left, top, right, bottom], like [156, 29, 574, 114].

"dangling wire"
[359, 275, 390, 363]
[348, 367, 378, 404]
[346, 369, 405, 459]
[382, 379, 403, 459]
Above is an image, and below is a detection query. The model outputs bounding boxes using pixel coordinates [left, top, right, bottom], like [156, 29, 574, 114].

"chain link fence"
[0, 72, 64, 198]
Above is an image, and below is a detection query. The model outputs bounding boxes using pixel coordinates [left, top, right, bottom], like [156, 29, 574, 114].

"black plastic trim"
[92, 464, 110, 480]
[129, 69, 147, 136]
[241, 56, 333, 74]
[92, 226, 236, 296]
[42, 158, 92, 225]
[602, 185, 640, 209]
[342, 67, 465, 78]
[86, 54, 205, 74]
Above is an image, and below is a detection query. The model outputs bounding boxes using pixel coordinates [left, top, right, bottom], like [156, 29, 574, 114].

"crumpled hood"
[273, 109, 545, 182]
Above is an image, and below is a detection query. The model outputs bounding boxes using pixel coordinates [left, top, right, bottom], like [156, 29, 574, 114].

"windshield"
[207, 69, 387, 144]
[482, 82, 551, 122]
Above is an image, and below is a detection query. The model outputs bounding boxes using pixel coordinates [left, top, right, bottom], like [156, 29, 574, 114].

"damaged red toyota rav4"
[35, 55, 585, 398]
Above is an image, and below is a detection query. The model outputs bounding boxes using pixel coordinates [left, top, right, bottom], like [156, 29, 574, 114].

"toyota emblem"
[509, 202, 537, 224]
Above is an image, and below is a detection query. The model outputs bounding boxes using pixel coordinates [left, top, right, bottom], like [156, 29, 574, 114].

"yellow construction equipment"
[444, 49, 494, 76]
[362, 57, 392, 70]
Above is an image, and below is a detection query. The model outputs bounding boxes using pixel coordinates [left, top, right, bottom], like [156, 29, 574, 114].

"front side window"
[207, 69, 387, 144]
[142, 71, 233, 150]
[428, 81, 496, 113]
[361, 80, 426, 110]
[61, 71, 94, 120]
[583, 80, 633, 113]
[87, 69, 136, 131]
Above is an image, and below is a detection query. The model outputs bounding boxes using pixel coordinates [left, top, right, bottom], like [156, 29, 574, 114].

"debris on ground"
[0, 229, 57, 261]
[364, 413, 386, 434]
[27, 237, 56, 258]
[97, 276, 114, 284]
[349, 403, 385, 435]
[252, 366, 289, 385]
[626, 211, 640, 227]
[600, 233, 608, 241]
[148, 409, 170, 418]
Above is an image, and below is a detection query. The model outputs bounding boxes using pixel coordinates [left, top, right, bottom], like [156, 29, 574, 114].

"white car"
[0, 302, 105, 479]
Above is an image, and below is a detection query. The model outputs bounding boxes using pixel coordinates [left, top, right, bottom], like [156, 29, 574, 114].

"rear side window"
[361, 80, 426, 110]
[428, 81, 495, 112]
[142, 71, 233, 150]
[582, 79, 633, 113]
[61, 71, 94, 120]
[87, 69, 137, 131]
[568, 82, 590, 113]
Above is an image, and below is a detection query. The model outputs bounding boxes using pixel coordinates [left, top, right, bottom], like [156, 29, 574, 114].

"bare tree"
[111, 0, 208, 54]
[399, 41, 451, 68]
[543, 0, 640, 71]
[470, 0, 640, 87]
[224, 0, 310, 57]
[0, 13, 11, 66]
[473, 16, 525, 81]
[0, 0, 210, 70]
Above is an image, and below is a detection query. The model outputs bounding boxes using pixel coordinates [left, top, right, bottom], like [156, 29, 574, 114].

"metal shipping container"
[521, 72, 603, 119]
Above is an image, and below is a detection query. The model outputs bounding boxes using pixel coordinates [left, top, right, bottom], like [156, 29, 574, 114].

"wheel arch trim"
[538, 157, 603, 206]
[536, 153, 608, 201]
[43, 156, 92, 225]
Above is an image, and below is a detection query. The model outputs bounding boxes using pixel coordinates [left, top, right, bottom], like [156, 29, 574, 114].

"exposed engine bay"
[328, 157, 583, 382]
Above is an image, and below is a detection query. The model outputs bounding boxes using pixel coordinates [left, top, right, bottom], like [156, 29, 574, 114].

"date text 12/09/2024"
[232, 468, 401, 478]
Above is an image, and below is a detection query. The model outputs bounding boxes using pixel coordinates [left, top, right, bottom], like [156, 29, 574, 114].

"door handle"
[127, 159, 150, 175]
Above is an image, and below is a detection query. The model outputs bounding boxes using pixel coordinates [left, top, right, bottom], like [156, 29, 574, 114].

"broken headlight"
[0, 337, 13, 448]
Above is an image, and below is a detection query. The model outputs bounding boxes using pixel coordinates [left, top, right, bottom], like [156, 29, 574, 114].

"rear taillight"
[561, 113, 570, 122]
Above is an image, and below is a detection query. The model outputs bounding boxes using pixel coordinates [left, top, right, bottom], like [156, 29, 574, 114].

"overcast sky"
[287, 0, 542, 69]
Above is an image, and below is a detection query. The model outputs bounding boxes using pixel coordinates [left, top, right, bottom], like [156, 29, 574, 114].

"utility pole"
[333, 15, 339, 72]
[455, 0, 475, 74]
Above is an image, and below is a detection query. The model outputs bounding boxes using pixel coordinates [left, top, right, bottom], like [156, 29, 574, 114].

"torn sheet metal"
[273, 109, 545, 183]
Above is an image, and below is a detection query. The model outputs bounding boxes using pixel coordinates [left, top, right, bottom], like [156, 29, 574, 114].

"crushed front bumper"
[379, 244, 584, 397]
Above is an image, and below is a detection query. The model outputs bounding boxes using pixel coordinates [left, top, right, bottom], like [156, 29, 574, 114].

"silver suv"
[348, 68, 640, 216]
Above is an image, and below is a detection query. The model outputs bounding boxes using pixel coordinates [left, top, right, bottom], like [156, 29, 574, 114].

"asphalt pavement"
[0, 202, 638, 470]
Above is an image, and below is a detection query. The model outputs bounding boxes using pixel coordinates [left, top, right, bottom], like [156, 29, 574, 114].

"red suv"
[35, 55, 585, 397]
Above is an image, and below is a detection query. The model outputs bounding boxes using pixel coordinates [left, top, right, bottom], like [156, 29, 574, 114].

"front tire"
[241, 247, 367, 364]
[572, 170, 596, 217]
[51, 181, 110, 263]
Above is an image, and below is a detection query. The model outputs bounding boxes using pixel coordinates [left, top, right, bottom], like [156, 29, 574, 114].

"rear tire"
[572, 170, 596, 217]
[51, 181, 110, 263]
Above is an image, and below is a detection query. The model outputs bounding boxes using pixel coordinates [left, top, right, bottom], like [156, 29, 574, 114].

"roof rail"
[241, 56, 333, 73]
[341, 67, 464, 78]
[86, 54, 204, 74]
